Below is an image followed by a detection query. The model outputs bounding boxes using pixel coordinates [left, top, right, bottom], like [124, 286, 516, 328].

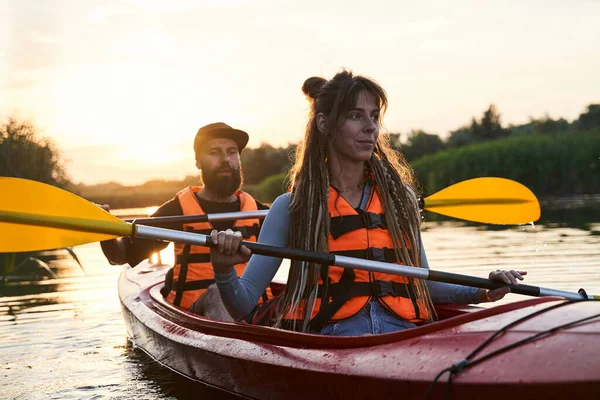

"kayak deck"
[119, 263, 600, 399]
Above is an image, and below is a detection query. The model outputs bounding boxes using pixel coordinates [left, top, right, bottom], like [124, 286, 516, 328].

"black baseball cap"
[193, 122, 249, 157]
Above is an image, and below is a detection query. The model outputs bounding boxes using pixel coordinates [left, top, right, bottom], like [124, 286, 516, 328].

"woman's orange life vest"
[164, 186, 271, 309]
[279, 185, 429, 330]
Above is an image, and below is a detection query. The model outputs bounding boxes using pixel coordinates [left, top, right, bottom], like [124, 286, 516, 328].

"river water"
[1, 206, 599, 399]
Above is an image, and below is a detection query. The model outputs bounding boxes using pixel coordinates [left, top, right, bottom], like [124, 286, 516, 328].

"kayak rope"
[423, 300, 600, 400]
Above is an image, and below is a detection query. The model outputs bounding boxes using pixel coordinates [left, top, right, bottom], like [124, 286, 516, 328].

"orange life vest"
[272, 185, 429, 330]
[164, 186, 271, 309]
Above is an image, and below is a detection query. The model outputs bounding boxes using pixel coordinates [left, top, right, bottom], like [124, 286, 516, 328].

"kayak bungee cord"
[423, 299, 600, 400]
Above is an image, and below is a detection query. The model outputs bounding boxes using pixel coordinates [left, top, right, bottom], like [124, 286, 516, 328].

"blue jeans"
[319, 300, 417, 336]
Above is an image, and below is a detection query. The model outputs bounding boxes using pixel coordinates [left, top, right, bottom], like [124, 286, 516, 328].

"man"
[100, 122, 269, 319]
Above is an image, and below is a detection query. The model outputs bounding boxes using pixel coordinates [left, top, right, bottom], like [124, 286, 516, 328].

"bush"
[0, 118, 69, 187]
[411, 132, 600, 197]
[257, 173, 289, 203]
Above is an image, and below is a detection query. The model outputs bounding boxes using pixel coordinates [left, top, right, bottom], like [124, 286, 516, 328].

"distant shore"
[540, 194, 600, 210]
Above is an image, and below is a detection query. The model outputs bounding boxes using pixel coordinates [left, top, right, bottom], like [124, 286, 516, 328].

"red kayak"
[118, 262, 600, 399]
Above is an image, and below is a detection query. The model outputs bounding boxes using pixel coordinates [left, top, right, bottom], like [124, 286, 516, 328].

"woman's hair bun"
[302, 77, 326, 99]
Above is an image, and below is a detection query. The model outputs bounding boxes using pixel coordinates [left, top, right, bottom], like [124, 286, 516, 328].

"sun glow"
[2, 1, 599, 185]
[114, 145, 180, 165]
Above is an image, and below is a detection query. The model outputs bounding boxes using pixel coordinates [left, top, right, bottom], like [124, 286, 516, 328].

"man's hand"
[95, 203, 111, 213]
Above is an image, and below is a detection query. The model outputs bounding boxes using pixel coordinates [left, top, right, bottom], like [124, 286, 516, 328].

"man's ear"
[316, 113, 327, 135]
[195, 159, 201, 170]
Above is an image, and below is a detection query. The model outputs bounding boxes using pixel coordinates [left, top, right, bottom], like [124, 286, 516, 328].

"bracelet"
[478, 288, 491, 302]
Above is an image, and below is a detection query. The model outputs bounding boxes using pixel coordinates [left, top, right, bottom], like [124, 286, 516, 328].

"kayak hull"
[119, 263, 600, 399]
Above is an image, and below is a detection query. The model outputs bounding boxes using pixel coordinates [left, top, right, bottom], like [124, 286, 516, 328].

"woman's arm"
[214, 193, 292, 320]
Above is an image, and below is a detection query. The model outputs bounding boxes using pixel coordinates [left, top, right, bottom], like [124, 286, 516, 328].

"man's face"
[196, 138, 243, 198]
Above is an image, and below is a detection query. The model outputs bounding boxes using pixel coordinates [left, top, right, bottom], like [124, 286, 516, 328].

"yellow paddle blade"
[423, 177, 540, 225]
[0, 178, 132, 252]
[0, 177, 540, 252]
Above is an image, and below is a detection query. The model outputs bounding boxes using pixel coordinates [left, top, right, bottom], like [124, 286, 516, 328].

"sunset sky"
[2, 0, 599, 185]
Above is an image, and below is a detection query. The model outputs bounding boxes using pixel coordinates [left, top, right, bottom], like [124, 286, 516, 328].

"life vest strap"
[318, 280, 411, 299]
[310, 278, 414, 331]
[331, 247, 397, 263]
[235, 224, 260, 239]
[172, 278, 216, 292]
[310, 268, 356, 331]
[175, 253, 212, 264]
[174, 244, 191, 306]
[329, 212, 386, 239]
[250, 279, 415, 331]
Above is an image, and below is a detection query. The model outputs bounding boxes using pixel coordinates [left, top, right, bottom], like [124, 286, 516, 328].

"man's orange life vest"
[272, 185, 429, 330]
[164, 186, 270, 309]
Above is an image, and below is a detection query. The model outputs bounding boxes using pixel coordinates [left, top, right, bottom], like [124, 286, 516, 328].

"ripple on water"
[1, 220, 599, 398]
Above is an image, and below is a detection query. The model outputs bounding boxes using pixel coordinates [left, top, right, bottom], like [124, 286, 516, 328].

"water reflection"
[1, 248, 87, 283]
[124, 342, 242, 399]
[0, 243, 241, 399]
[539, 206, 600, 231]
[1, 206, 599, 399]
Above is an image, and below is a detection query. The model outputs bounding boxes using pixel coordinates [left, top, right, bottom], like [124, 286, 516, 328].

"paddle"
[419, 177, 540, 225]
[124, 210, 269, 225]
[122, 176, 538, 226]
[0, 176, 538, 251]
[0, 177, 593, 301]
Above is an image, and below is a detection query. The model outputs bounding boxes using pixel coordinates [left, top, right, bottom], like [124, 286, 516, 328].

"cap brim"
[196, 127, 249, 152]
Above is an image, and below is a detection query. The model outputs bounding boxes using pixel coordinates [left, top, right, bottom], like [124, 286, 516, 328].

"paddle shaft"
[120, 176, 541, 227]
[134, 225, 594, 301]
[125, 210, 269, 225]
[123, 198, 530, 226]
[122, 196, 534, 226]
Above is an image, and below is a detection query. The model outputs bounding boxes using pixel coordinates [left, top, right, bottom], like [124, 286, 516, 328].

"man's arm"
[100, 238, 129, 265]
[99, 197, 183, 266]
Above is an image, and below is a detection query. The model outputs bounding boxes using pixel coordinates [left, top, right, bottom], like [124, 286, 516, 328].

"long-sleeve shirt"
[215, 188, 481, 321]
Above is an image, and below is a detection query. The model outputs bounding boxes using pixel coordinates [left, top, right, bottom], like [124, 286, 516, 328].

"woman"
[210, 70, 526, 336]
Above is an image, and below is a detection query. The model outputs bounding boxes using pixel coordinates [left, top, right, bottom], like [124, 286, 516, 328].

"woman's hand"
[209, 229, 251, 274]
[478, 270, 528, 302]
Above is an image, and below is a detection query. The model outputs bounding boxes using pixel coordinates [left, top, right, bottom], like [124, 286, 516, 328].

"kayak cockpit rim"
[138, 281, 568, 350]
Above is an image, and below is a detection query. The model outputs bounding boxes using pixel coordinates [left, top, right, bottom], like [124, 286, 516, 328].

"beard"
[200, 161, 243, 198]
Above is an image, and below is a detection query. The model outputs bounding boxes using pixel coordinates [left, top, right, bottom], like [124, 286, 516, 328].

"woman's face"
[328, 90, 380, 163]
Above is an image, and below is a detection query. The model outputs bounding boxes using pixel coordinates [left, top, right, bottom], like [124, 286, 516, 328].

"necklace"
[337, 181, 365, 193]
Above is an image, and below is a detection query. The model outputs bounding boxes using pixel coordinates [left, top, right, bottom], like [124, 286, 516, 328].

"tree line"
[1, 103, 599, 207]
[390, 103, 600, 162]
[0, 118, 69, 188]
[246, 103, 600, 185]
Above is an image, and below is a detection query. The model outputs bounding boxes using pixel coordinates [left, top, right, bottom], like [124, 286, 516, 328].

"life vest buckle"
[373, 280, 396, 297]
[372, 280, 410, 298]
[362, 212, 386, 230]
[366, 247, 386, 262]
